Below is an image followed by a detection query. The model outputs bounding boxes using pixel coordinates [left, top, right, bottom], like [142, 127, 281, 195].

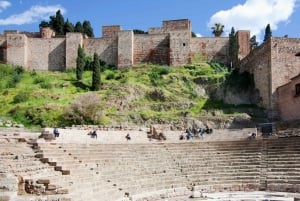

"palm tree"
[211, 23, 224, 37]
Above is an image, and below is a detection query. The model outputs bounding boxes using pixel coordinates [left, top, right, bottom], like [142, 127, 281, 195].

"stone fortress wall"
[239, 37, 300, 119]
[0, 19, 248, 71]
[0, 19, 300, 120]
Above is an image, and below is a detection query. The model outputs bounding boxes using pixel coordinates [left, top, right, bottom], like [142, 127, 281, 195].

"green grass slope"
[0, 63, 260, 129]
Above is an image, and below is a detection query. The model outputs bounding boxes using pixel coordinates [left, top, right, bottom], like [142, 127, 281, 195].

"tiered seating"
[266, 138, 300, 192]
[0, 140, 70, 201]
[36, 141, 258, 200]
[2, 126, 300, 201]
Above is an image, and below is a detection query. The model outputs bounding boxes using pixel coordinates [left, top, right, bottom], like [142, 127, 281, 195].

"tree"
[39, 20, 49, 28]
[264, 24, 272, 42]
[64, 19, 74, 34]
[191, 32, 197, 37]
[83, 20, 94, 37]
[211, 23, 224, 37]
[92, 53, 101, 91]
[76, 45, 85, 80]
[49, 10, 65, 35]
[228, 27, 239, 67]
[133, 29, 148, 34]
[74, 21, 84, 33]
[250, 35, 258, 50]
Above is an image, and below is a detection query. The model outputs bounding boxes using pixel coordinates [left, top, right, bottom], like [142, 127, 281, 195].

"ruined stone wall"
[133, 34, 170, 65]
[239, 40, 272, 110]
[169, 30, 191, 66]
[277, 75, 300, 121]
[83, 37, 118, 66]
[28, 38, 65, 71]
[190, 37, 228, 63]
[6, 33, 28, 68]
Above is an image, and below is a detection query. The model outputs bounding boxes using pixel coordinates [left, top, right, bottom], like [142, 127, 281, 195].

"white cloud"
[0, 5, 66, 25]
[0, 1, 11, 12]
[196, 33, 202, 37]
[208, 0, 296, 41]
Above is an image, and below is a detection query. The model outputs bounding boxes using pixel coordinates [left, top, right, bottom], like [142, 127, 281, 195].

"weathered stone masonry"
[1, 19, 300, 121]
[0, 19, 244, 70]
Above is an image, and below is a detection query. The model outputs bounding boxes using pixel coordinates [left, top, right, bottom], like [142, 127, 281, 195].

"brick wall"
[134, 34, 169, 65]
[190, 37, 228, 63]
[162, 19, 191, 30]
[236, 30, 250, 59]
[102, 25, 121, 38]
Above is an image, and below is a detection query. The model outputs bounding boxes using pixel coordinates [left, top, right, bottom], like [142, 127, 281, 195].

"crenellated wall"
[1, 19, 238, 70]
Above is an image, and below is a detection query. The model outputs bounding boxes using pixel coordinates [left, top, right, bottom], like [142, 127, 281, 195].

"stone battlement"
[0, 19, 249, 71]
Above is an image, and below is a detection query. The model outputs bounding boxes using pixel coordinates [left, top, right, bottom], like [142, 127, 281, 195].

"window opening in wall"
[296, 83, 300, 96]
[183, 43, 186, 46]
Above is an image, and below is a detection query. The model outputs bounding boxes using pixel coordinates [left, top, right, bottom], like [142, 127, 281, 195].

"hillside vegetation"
[0, 63, 261, 129]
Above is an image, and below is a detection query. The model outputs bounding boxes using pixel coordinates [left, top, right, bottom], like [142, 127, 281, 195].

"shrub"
[147, 89, 166, 101]
[62, 93, 103, 125]
[40, 82, 52, 89]
[13, 92, 30, 103]
[105, 70, 116, 80]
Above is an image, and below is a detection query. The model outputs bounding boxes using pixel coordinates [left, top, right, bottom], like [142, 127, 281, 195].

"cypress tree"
[49, 10, 65, 35]
[228, 27, 239, 67]
[74, 21, 84, 33]
[92, 53, 101, 91]
[264, 24, 272, 42]
[83, 20, 94, 37]
[64, 19, 74, 34]
[76, 45, 85, 80]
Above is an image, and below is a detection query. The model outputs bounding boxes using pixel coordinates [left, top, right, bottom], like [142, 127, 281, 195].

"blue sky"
[0, 0, 299, 42]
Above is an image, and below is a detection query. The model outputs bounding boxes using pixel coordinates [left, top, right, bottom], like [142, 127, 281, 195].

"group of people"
[180, 126, 213, 140]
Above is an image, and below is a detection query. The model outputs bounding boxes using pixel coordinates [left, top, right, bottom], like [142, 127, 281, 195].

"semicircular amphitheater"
[0, 126, 300, 201]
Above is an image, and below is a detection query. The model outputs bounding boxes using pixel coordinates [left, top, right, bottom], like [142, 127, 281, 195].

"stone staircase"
[1, 127, 300, 201]
[0, 140, 71, 201]
[34, 137, 300, 201]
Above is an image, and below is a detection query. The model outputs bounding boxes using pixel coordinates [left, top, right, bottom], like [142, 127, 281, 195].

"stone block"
[36, 179, 50, 185]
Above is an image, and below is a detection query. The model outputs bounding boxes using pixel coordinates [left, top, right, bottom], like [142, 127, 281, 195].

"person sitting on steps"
[125, 133, 131, 141]
[53, 127, 60, 137]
